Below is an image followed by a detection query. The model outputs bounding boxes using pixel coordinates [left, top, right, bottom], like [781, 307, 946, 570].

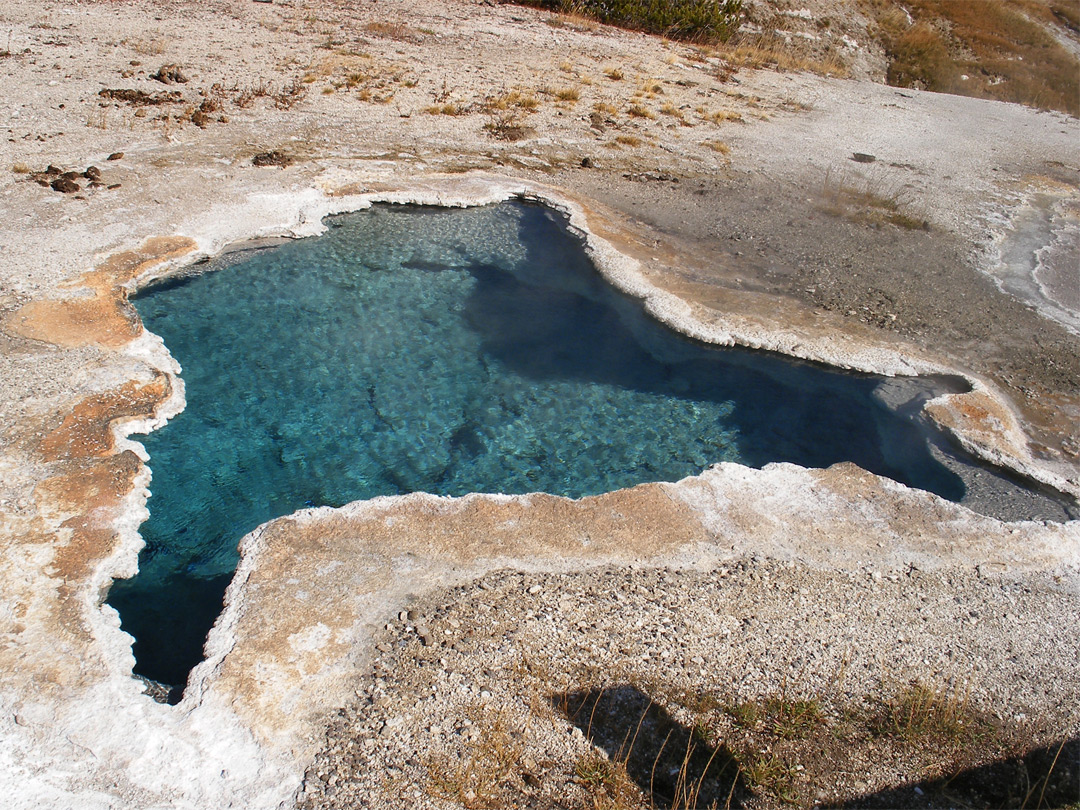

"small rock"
[51, 176, 80, 193]
[83, 166, 101, 181]
[252, 150, 292, 167]
[852, 152, 876, 163]
[107, 183, 121, 190]
[151, 64, 189, 84]
[107, 152, 124, 161]
[580, 156, 593, 168]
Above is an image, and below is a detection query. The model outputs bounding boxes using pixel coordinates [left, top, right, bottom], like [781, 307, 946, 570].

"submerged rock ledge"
[1, 173, 1077, 809]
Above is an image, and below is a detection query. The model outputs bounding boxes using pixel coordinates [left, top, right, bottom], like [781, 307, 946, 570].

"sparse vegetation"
[820, 168, 928, 231]
[558, 685, 746, 809]
[637, 77, 664, 97]
[484, 90, 540, 112]
[425, 103, 469, 116]
[701, 107, 742, 123]
[726, 696, 824, 739]
[485, 111, 532, 141]
[704, 139, 731, 154]
[362, 20, 424, 44]
[872, 681, 985, 743]
[710, 32, 850, 77]
[614, 134, 642, 146]
[273, 79, 307, 110]
[863, 0, 1080, 116]
[660, 101, 686, 121]
[426, 707, 527, 808]
[604, 66, 625, 80]
[627, 103, 655, 119]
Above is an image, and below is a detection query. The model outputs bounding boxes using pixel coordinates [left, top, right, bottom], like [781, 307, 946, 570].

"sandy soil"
[0, 0, 1078, 808]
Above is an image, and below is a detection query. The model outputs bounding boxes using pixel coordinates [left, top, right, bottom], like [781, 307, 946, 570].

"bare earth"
[0, 1, 1077, 808]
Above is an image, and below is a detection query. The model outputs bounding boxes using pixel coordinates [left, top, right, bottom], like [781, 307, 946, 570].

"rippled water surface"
[109, 201, 972, 691]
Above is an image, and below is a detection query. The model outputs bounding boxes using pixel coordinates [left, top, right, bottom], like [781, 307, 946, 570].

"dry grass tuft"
[614, 134, 642, 146]
[426, 708, 527, 808]
[820, 168, 928, 231]
[273, 79, 307, 110]
[484, 90, 540, 112]
[660, 101, 686, 121]
[425, 103, 469, 116]
[362, 20, 424, 44]
[627, 103, 655, 119]
[701, 108, 743, 123]
[872, 681, 985, 743]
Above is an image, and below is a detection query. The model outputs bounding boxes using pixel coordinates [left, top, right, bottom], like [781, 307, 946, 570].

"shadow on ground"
[556, 684, 747, 809]
[834, 737, 1079, 809]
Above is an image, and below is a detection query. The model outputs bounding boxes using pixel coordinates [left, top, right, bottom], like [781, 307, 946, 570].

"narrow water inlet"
[107, 200, 1075, 698]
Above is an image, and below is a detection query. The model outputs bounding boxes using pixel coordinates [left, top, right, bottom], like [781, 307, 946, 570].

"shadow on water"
[106, 200, 1073, 698]
[556, 685, 748, 809]
[108, 573, 230, 702]
[461, 254, 967, 501]
[832, 737, 1079, 809]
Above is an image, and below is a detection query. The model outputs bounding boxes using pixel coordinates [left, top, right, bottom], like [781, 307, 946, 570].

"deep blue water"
[109, 201, 972, 693]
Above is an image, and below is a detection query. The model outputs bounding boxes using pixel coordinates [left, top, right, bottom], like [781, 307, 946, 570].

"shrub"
[515, 0, 743, 43]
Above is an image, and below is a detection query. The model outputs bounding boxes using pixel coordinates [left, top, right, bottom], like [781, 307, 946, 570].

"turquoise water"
[109, 201, 971, 692]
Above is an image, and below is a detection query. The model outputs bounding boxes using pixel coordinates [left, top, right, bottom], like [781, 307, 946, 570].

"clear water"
[109, 201, 971, 692]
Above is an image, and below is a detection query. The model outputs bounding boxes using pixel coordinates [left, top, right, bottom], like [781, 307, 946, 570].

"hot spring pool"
[107, 200, 1059, 696]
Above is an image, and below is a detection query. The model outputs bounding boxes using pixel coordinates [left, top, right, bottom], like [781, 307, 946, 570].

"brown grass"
[483, 90, 540, 112]
[863, 0, 1080, 116]
[701, 108, 743, 123]
[426, 708, 525, 808]
[362, 20, 424, 44]
[708, 32, 850, 77]
[425, 103, 469, 116]
[820, 169, 928, 230]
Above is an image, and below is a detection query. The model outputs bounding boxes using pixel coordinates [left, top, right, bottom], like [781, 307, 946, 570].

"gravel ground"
[298, 560, 1080, 809]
